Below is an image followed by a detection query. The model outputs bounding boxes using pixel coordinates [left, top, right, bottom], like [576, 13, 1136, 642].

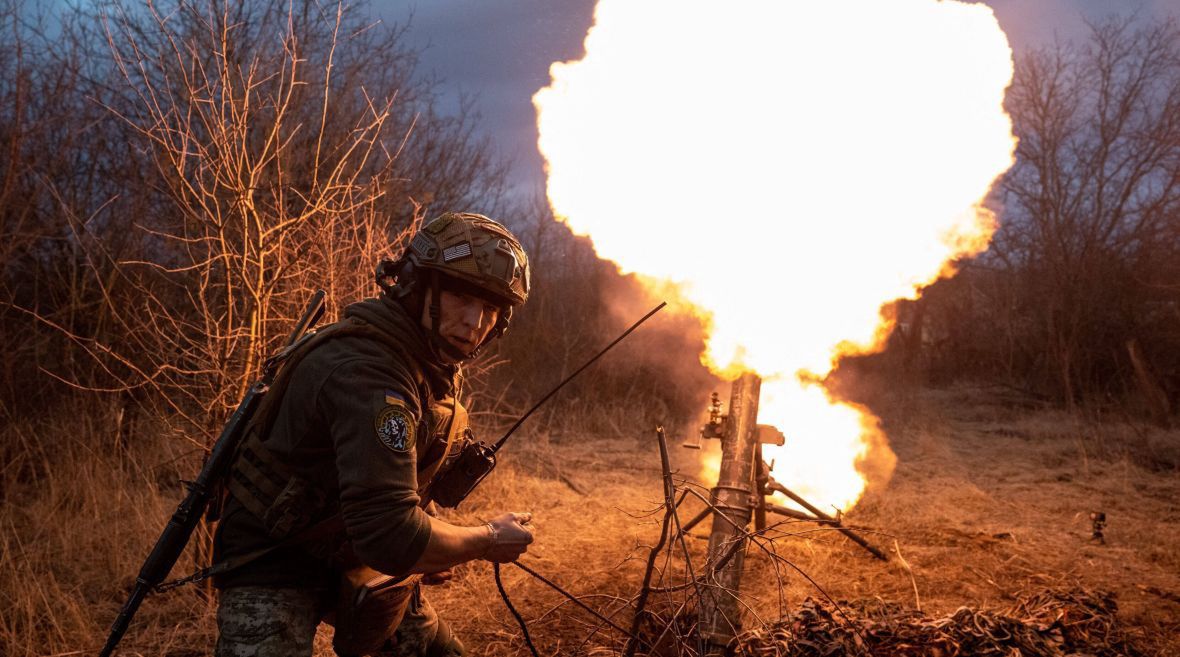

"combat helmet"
[377, 212, 530, 360]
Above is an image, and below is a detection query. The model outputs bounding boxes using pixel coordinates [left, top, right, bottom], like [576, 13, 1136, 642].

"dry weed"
[3, 385, 1178, 656]
[0, 399, 213, 657]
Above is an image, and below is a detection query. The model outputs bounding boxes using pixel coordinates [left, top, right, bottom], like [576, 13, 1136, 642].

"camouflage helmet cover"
[407, 212, 530, 308]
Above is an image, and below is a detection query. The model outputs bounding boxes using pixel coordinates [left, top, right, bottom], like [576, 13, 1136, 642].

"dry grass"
[2, 385, 1178, 656]
[0, 400, 215, 657]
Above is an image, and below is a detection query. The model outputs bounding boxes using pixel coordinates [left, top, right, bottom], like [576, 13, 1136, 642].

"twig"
[893, 539, 921, 612]
[622, 430, 674, 657]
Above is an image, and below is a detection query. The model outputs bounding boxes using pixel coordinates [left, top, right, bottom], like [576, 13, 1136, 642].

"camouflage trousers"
[216, 585, 463, 657]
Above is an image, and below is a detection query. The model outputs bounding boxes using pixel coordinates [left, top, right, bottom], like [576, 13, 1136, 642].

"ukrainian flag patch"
[385, 389, 407, 405]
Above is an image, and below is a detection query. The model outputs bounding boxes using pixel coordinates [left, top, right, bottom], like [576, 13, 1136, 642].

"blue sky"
[377, 0, 1179, 199]
[379, 0, 596, 198]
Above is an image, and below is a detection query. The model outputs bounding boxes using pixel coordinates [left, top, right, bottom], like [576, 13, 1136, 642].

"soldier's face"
[423, 289, 501, 359]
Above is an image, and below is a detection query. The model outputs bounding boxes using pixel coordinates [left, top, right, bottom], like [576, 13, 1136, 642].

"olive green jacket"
[213, 296, 460, 590]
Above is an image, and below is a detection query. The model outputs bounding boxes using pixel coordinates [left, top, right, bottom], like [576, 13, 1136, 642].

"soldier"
[213, 212, 534, 657]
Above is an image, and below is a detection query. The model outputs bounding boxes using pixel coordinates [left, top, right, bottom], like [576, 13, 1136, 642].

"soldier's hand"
[482, 512, 534, 563]
[421, 568, 454, 585]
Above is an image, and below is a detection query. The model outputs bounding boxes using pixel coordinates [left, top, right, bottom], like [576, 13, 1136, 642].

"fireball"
[534, 0, 1016, 511]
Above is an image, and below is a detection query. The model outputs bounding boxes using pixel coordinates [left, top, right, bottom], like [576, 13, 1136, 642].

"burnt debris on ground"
[734, 588, 1146, 657]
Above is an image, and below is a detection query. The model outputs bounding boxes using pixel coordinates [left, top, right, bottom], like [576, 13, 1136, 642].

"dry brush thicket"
[1, 2, 1178, 655]
[2, 0, 506, 428]
[901, 19, 1180, 419]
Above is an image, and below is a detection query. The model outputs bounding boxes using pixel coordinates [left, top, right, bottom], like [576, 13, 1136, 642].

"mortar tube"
[699, 372, 761, 655]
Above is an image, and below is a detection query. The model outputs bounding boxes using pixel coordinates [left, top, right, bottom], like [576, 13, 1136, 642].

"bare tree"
[908, 18, 1180, 415]
[1000, 18, 1180, 408]
[0, 0, 146, 413]
[1, 0, 509, 429]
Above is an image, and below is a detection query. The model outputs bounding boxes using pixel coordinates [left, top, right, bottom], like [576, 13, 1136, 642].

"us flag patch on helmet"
[442, 242, 472, 262]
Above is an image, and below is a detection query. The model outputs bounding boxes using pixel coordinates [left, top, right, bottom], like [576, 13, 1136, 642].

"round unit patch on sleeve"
[375, 404, 415, 453]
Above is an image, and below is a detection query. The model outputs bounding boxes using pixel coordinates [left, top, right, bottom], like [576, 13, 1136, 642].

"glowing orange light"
[535, 0, 1016, 511]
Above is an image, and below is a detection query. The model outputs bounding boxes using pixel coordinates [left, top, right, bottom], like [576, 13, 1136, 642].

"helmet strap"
[429, 269, 442, 337]
[427, 269, 472, 362]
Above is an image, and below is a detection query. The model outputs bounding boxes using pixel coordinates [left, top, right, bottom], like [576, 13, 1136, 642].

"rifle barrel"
[284, 290, 326, 348]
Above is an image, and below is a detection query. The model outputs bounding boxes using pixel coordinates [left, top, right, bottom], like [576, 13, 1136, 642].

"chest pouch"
[226, 429, 329, 541]
[419, 389, 495, 508]
[416, 396, 469, 491]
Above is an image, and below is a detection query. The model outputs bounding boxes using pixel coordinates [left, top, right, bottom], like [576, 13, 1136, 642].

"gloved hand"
[482, 512, 534, 563]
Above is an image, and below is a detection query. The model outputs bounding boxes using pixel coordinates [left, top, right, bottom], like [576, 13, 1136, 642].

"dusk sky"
[378, 0, 1180, 201]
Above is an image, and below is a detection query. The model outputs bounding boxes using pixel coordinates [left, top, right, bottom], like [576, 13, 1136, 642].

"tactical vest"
[222, 316, 468, 544]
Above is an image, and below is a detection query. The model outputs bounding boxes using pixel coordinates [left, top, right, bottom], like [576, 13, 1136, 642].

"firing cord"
[493, 561, 652, 656]
[494, 563, 541, 657]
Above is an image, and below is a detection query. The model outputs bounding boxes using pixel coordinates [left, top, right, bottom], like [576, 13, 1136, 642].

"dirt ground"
[5, 384, 1178, 656]
[420, 384, 1180, 656]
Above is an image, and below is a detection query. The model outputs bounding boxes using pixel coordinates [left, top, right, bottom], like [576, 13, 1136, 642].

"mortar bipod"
[679, 388, 886, 561]
[757, 460, 888, 561]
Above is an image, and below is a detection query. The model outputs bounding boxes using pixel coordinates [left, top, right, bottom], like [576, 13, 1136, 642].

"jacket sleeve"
[318, 357, 432, 575]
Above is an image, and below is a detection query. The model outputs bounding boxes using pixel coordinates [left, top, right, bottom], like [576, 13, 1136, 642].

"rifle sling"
[157, 512, 346, 592]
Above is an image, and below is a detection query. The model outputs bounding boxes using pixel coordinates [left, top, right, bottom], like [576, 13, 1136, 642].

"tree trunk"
[1127, 338, 1171, 427]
